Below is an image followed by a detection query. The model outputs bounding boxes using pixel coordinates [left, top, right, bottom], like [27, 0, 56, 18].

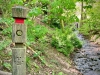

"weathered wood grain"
[12, 6, 28, 18]
[12, 24, 27, 43]
[12, 44, 26, 75]
[12, 6, 28, 75]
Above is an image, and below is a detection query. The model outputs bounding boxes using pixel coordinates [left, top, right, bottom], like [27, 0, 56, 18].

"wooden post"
[12, 6, 28, 75]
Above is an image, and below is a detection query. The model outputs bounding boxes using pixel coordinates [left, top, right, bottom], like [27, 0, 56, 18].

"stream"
[73, 34, 100, 75]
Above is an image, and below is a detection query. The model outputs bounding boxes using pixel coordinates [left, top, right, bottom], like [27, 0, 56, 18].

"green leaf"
[29, 7, 42, 17]
[58, 72, 63, 75]
[3, 63, 11, 70]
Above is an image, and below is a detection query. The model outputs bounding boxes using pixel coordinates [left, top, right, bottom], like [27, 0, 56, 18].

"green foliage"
[83, 5, 92, 9]
[79, 23, 90, 36]
[52, 71, 65, 75]
[33, 51, 42, 58]
[33, 25, 48, 39]
[0, 0, 24, 17]
[27, 25, 48, 45]
[51, 26, 82, 56]
[2, 27, 12, 37]
[26, 56, 40, 72]
[71, 36, 82, 48]
[0, 18, 13, 38]
[0, 40, 11, 51]
[40, 0, 49, 4]
[1, 0, 99, 74]
[77, 0, 95, 3]
[26, 56, 31, 69]
[49, 18, 61, 28]
[39, 0, 78, 30]
[0, 18, 13, 25]
[28, 7, 43, 17]
[3, 62, 11, 71]
[79, 1, 100, 37]
[69, 15, 79, 23]
[58, 72, 63, 75]
[33, 62, 40, 72]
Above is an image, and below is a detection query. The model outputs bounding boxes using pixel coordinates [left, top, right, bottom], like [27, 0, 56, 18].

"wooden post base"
[12, 43, 26, 75]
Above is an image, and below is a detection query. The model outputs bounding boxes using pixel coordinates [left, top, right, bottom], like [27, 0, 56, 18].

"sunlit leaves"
[50, 0, 75, 10]
[11, 0, 24, 5]
[28, 7, 43, 17]
[79, 0, 100, 36]
[77, 0, 96, 4]
[3, 62, 11, 71]
[69, 15, 79, 23]
[48, 0, 78, 28]
[39, 0, 49, 4]
[51, 26, 82, 56]
[83, 5, 92, 9]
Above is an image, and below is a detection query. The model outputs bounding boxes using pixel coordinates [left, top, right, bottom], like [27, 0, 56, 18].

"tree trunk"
[80, 0, 84, 26]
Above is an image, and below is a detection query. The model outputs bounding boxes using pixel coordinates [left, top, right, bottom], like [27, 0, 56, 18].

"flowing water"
[73, 34, 100, 75]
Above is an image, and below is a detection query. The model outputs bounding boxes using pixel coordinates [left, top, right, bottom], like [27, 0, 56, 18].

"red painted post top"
[15, 18, 25, 24]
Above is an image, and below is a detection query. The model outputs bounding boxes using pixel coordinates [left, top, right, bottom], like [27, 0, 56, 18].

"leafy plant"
[3, 62, 11, 71]
[33, 25, 48, 39]
[27, 25, 48, 45]
[26, 56, 31, 71]
[0, 39, 11, 51]
[45, 0, 77, 29]
[51, 26, 82, 56]
[1, 18, 13, 38]
[58, 72, 63, 75]
[52, 71, 65, 75]
[71, 36, 82, 49]
[33, 51, 42, 58]
[79, 23, 90, 36]
[33, 62, 40, 72]
[28, 7, 43, 17]
[79, 1, 100, 37]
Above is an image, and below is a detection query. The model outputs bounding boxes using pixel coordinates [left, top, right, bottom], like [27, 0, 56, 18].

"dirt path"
[73, 36, 100, 75]
[44, 44, 82, 75]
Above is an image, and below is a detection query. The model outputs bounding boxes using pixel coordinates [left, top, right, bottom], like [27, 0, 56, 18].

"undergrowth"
[0, 16, 83, 74]
[51, 26, 82, 56]
[0, 0, 99, 74]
